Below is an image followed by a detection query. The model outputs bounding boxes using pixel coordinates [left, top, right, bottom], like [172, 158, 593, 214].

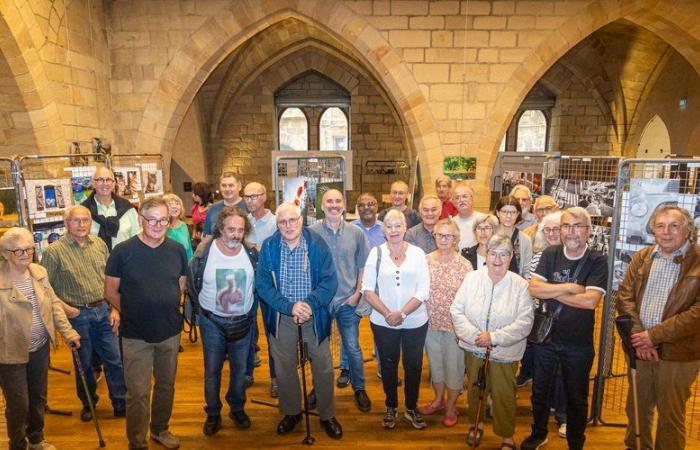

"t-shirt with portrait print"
[199, 242, 254, 317]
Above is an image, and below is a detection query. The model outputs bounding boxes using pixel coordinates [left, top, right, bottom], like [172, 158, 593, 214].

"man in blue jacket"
[255, 202, 342, 440]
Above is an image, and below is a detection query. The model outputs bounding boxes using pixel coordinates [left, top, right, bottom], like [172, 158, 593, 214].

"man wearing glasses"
[255, 203, 343, 440]
[105, 197, 188, 450]
[521, 195, 559, 241]
[522, 207, 608, 450]
[82, 165, 140, 252]
[42, 205, 126, 423]
[451, 182, 485, 251]
[616, 205, 700, 450]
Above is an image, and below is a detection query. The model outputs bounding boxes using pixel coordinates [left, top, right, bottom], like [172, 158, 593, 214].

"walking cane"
[298, 322, 315, 445]
[615, 314, 641, 450]
[470, 348, 491, 449]
[70, 344, 106, 447]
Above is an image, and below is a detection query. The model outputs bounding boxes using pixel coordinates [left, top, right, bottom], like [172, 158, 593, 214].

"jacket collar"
[0, 261, 46, 289]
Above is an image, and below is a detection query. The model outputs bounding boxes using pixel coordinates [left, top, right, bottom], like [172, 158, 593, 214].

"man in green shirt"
[42, 205, 126, 422]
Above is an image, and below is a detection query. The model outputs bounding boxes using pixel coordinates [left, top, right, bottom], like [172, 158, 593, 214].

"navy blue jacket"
[255, 228, 338, 343]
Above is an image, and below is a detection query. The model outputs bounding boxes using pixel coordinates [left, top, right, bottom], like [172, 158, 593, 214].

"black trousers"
[0, 342, 50, 450]
[371, 321, 428, 410]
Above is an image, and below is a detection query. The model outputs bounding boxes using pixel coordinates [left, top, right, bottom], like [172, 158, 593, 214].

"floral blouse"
[427, 254, 473, 331]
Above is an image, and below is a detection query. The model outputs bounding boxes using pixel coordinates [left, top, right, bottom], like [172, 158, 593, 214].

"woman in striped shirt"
[0, 227, 80, 450]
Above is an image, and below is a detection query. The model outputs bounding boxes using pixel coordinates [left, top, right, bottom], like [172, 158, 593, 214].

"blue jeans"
[531, 341, 594, 450]
[334, 304, 365, 391]
[199, 312, 252, 415]
[69, 302, 126, 411]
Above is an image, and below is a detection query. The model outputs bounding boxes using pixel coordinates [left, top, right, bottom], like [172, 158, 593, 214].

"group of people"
[0, 168, 698, 450]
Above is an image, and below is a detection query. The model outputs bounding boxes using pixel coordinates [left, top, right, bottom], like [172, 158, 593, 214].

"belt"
[200, 307, 248, 322]
[68, 299, 106, 309]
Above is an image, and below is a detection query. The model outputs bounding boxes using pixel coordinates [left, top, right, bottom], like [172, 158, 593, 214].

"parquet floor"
[1, 317, 698, 449]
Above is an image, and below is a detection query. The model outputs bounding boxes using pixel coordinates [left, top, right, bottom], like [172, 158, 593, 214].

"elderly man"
[435, 175, 458, 219]
[105, 197, 188, 450]
[202, 172, 249, 241]
[405, 195, 442, 254]
[42, 205, 126, 422]
[310, 190, 371, 412]
[522, 195, 559, 241]
[351, 193, 385, 248]
[242, 181, 278, 395]
[82, 165, 140, 252]
[616, 205, 700, 450]
[511, 185, 536, 231]
[451, 182, 485, 251]
[188, 207, 259, 436]
[377, 180, 421, 229]
[523, 207, 608, 450]
[255, 203, 342, 440]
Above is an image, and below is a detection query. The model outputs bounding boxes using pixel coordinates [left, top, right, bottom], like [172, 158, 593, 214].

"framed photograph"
[113, 167, 143, 201]
[621, 179, 680, 245]
[25, 179, 72, 218]
[443, 156, 476, 180]
[142, 169, 164, 197]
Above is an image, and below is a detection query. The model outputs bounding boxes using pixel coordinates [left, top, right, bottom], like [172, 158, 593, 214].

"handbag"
[527, 250, 590, 344]
[200, 307, 253, 342]
[355, 246, 382, 317]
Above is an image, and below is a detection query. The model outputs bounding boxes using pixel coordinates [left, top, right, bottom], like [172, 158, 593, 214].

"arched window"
[516, 110, 547, 152]
[498, 134, 506, 152]
[319, 107, 348, 151]
[278, 107, 308, 150]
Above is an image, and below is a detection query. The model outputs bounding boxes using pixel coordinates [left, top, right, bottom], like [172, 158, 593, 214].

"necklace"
[388, 242, 405, 261]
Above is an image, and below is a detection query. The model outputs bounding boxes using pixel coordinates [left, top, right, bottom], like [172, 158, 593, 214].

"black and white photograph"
[502, 171, 543, 197]
[612, 247, 637, 290]
[544, 178, 615, 217]
[589, 225, 610, 255]
[622, 178, 680, 245]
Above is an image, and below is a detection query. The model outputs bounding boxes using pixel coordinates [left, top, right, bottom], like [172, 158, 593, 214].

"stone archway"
[480, 0, 700, 185]
[135, 0, 441, 188]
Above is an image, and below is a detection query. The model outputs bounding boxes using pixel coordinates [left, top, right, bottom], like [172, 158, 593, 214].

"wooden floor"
[1, 318, 697, 450]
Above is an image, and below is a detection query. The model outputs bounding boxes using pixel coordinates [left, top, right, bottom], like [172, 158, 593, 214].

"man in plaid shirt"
[617, 205, 700, 450]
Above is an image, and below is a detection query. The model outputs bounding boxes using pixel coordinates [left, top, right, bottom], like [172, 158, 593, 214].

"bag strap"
[549, 249, 591, 319]
[374, 246, 382, 295]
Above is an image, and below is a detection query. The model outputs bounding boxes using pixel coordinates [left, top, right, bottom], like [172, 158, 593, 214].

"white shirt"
[361, 243, 430, 329]
[247, 210, 277, 249]
[453, 211, 486, 250]
[199, 243, 255, 317]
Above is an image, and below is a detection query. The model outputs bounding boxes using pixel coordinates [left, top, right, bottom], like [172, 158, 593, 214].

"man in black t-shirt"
[521, 207, 608, 450]
[105, 197, 188, 450]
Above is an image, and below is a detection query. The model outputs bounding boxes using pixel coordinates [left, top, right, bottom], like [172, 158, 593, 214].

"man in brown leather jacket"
[616, 205, 700, 450]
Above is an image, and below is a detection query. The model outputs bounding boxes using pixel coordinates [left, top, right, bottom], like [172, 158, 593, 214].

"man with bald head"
[82, 165, 139, 252]
[378, 180, 421, 229]
[310, 190, 371, 412]
[255, 203, 342, 439]
[451, 182, 485, 251]
[42, 205, 126, 422]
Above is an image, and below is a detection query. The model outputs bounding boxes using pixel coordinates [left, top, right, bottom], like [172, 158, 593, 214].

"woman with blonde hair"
[163, 193, 193, 260]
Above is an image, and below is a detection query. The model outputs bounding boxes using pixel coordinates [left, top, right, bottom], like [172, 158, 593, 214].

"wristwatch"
[400, 312, 407, 321]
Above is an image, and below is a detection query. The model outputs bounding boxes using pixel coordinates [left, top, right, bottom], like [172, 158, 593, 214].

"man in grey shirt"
[405, 195, 442, 254]
[309, 189, 371, 412]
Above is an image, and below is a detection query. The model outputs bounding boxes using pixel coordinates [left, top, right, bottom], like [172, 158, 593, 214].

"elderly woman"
[163, 193, 193, 260]
[461, 214, 499, 270]
[451, 234, 534, 450]
[0, 227, 80, 450]
[495, 195, 533, 278]
[362, 209, 430, 430]
[419, 219, 472, 427]
[531, 211, 563, 275]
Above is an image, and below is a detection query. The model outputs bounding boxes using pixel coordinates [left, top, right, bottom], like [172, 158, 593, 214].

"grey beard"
[224, 240, 241, 249]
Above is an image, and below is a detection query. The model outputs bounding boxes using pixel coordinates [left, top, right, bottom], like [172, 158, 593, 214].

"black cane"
[470, 348, 490, 449]
[298, 322, 315, 445]
[615, 314, 640, 450]
[70, 344, 106, 447]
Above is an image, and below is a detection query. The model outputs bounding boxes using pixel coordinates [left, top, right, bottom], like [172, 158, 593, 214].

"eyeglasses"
[141, 216, 170, 226]
[278, 217, 301, 228]
[476, 225, 493, 232]
[535, 206, 555, 214]
[94, 177, 114, 184]
[499, 209, 519, 216]
[542, 226, 560, 234]
[653, 223, 684, 233]
[560, 223, 589, 232]
[6, 248, 35, 256]
[243, 193, 263, 201]
[453, 194, 472, 201]
[434, 233, 456, 240]
[487, 250, 512, 259]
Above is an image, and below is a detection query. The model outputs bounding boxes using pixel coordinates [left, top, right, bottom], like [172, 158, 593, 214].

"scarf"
[82, 192, 135, 251]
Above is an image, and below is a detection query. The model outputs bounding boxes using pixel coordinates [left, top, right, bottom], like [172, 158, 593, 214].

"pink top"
[427, 254, 473, 332]
[191, 203, 209, 226]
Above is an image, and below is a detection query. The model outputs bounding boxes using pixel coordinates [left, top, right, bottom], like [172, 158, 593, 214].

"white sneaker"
[29, 441, 56, 450]
[558, 422, 567, 438]
[151, 430, 180, 449]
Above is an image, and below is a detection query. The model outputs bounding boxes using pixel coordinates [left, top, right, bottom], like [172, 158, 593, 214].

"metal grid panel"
[594, 159, 700, 440]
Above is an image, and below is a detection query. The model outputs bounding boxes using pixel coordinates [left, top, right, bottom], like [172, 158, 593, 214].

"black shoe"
[80, 406, 93, 422]
[277, 414, 302, 435]
[113, 408, 126, 418]
[354, 389, 371, 412]
[230, 410, 251, 429]
[320, 417, 343, 440]
[178, 345, 184, 353]
[336, 369, 350, 388]
[203, 415, 221, 436]
[521, 434, 549, 450]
